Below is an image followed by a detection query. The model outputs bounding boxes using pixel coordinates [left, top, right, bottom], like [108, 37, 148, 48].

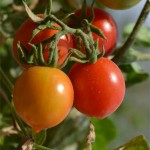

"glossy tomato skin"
[69, 8, 118, 56]
[98, 0, 141, 10]
[13, 14, 73, 68]
[69, 58, 125, 119]
[13, 66, 74, 132]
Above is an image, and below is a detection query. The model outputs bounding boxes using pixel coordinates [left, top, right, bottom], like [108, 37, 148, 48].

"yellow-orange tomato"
[13, 66, 74, 133]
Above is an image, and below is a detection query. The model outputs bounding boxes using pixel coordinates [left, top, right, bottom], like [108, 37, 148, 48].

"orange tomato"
[13, 66, 74, 132]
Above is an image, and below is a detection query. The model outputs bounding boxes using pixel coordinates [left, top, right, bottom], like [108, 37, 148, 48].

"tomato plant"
[69, 57, 125, 119]
[68, 7, 118, 56]
[13, 66, 74, 133]
[1, 0, 150, 149]
[13, 14, 73, 68]
[98, 0, 141, 10]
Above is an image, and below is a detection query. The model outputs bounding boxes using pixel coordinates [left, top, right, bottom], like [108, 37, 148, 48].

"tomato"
[69, 57, 125, 119]
[98, 0, 141, 10]
[68, 8, 118, 56]
[13, 14, 73, 68]
[13, 66, 74, 132]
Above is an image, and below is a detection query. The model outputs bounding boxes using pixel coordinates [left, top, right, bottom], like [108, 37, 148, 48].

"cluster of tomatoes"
[12, 2, 129, 133]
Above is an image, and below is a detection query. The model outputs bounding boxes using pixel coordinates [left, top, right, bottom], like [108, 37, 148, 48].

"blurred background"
[105, 0, 150, 148]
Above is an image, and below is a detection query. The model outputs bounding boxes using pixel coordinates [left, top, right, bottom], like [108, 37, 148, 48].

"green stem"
[0, 67, 13, 93]
[45, 15, 92, 57]
[33, 143, 53, 150]
[112, 0, 150, 64]
[47, 30, 67, 67]
[46, 0, 52, 15]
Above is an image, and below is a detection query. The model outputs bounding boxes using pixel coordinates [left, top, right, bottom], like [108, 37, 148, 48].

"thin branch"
[112, 0, 150, 64]
[84, 122, 95, 150]
[0, 67, 14, 93]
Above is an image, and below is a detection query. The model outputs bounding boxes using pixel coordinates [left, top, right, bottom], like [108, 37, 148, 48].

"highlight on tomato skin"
[68, 57, 125, 119]
[68, 7, 118, 56]
[13, 14, 73, 69]
[13, 66, 74, 133]
[98, 0, 141, 10]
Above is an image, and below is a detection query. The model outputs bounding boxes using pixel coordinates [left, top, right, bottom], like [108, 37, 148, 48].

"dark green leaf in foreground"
[115, 135, 150, 150]
[91, 118, 117, 150]
[118, 48, 150, 64]
[119, 62, 149, 87]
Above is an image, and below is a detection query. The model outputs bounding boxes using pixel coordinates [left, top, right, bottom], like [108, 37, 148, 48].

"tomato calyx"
[17, 1, 106, 69]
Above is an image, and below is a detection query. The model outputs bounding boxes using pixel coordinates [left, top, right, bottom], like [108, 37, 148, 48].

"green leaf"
[0, 0, 12, 7]
[119, 48, 150, 64]
[70, 48, 86, 59]
[123, 24, 150, 47]
[30, 25, 47, 41]
[119, 62, 149, 87]
[32, 130, 47, 145]
[0, 134, 21, 150]
[115, 135, 150, 150]
[45, 110, 90, 150]
[91, 118, 117, 150]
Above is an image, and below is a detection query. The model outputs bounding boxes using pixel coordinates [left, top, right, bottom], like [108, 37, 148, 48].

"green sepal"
[70, 48, 86, 59]
[29, 43, 38, 65]
[29, 43, 45, 66]
[89, 23, 106, 40]
[18, 41, 29, 57]
[37, 43, 45, 65]
[50, 46, 58, 67]
[44, 0, 52, 16]
[30, 22, 61, 43]
[47, 42, 55, 65]
[88, 0, 95, 23]
[30, 25, 47, 42]
[81, 0, 87, 19]
[61, 12, 75, 21]
[22, 0, 43, 23]
[46, 21, 61, 30]
[69, 57, 89, 64]
[58, 53, 72, 69]
[17, 41, 27, 64]
[97, 45, 105, 59]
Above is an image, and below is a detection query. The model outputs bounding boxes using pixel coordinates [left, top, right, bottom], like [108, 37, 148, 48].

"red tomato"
[68, 8, 118, 56]
[98, 0, 141, 10]
[13, 14, 73, 68]
[13, 66, 74, 133]
[69, 57, 125, 119]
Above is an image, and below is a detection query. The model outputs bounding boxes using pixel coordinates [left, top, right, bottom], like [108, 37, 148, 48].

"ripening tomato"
[68, 8, 118, 56]
[69, 57, 125, 119]
[98, 0, 141, 10]
[13, 14, 73, 68]
[13, 66, 74, 132]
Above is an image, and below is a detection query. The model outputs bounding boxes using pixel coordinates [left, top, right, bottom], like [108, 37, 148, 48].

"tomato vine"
[0, 0, 150, 150]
